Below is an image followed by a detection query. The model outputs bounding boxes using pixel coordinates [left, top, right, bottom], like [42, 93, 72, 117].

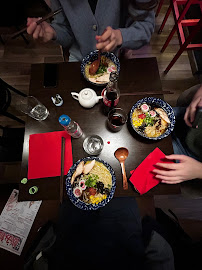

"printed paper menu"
[0, 189, 42, 255]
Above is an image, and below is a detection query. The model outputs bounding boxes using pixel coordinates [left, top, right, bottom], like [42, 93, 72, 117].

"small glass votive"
[107, 108, 128, 132]
[83, 135, 104, 155]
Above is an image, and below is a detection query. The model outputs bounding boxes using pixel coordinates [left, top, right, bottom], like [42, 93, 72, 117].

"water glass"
[19, 96, 49, 121]
[83, 135, 104, 155]
[107, 108, 127, 132]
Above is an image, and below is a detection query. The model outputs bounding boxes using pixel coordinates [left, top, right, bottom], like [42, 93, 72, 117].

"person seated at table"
[153, 84, 202, 184]
[45, 198, 174, 270]
[26, 0, 157, 62]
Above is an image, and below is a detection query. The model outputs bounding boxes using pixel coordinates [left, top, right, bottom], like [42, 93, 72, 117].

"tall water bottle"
[59, 114, 83, 138]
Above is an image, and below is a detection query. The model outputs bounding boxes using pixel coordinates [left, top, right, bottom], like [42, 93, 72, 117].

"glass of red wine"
[107, 108, 128, 132]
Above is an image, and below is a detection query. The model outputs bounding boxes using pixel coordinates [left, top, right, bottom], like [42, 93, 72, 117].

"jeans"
[172, 107, 200, 161]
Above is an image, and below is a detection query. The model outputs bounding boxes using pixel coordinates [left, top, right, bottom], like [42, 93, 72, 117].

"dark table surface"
[0, 57, 181, 269]
[19, 57, 180, 201]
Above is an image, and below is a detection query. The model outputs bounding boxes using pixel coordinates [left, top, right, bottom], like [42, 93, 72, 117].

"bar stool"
[158, 0, 202, 73]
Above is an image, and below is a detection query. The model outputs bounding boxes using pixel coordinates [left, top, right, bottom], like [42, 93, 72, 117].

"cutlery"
[121, 90, 174, 96]
[11, 7, 63, 39]
[60, 136, 65, 204]
[114, 147, 129, 190]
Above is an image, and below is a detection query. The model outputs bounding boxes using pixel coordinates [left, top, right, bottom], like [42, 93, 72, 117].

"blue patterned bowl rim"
[66, 156, 116, 211]
[130, 97, 175, 140]
[80, 50, 120, 86]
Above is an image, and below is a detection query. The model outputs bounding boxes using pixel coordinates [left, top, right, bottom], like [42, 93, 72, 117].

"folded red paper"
[129, 147, 173, 195]
[28, 131, 73, 180]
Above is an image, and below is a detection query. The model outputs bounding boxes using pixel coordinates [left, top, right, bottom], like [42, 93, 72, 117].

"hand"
[95, 26, 123, 52]
[27, 18, 56, 42]
[152, 154, 202, 184]
[184, 86, 202, 127]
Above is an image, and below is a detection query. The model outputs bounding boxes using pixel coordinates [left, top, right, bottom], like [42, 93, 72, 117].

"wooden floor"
[0, 3, 202, 241]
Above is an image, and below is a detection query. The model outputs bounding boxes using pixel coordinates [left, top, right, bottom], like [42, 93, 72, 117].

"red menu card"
[129, 147, 173, 195]
[28, 131, 73, 180]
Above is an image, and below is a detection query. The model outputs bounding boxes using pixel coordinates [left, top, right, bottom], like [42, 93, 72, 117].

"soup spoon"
[89, 50, 101, 75]
[114, 147, 129, 190]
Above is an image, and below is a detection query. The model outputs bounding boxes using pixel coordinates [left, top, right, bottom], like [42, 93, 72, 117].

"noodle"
[132, 105, 169, 138]
[72, 160, 112, 205]
[85, 56, 117, 84]
[86, 161, 112, 188]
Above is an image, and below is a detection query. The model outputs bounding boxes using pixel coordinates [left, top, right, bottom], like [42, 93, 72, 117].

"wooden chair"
[0, 125, 25, 162]
[0, 78, 27, 124]
[158, 0, 202, 73]
[0, 78, 27, 183]
[0, 0, 51, 44]
[0, 125, 25, 184]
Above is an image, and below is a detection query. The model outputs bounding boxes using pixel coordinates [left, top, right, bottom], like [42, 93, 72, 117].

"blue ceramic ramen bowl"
[81, 50, 120, 86]
[130, 97, 175, 140]
[66, 156, 116, 211]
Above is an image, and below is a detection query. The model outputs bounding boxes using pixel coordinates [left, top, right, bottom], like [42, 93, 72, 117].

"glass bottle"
[101, 71, 120, 115]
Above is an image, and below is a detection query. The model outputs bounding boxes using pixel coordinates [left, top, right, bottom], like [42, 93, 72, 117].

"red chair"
[164, 15, 202, 73]
[158, 0, 202, 73]
[155, 0, 165, 17]
[158, 0, 202, 34]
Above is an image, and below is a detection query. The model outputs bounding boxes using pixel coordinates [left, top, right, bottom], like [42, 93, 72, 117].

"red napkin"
[129, 147, 173, 195]
[28, 131, 73, 180]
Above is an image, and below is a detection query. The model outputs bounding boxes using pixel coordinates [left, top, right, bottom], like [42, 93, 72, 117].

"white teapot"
[71, 88, 102, 109]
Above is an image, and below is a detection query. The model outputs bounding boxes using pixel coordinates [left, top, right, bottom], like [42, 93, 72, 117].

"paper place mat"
[0, 189, 41, 255]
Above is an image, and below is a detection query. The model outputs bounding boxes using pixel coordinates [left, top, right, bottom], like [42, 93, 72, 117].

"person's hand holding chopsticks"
[27, 18, 57, 42]
[96, 26, 123, 52]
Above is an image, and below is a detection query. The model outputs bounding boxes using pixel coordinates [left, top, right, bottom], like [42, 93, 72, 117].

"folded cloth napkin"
[28, 131, 73, 180]
[129, 147, 173, 195]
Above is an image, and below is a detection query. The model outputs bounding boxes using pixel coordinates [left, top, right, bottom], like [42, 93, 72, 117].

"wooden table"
[0, 58, 181, 269]
[19, 57, 180, 201]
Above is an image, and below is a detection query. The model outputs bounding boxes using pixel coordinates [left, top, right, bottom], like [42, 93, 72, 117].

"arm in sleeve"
[119, 0, 155, 50]
[50, 0, 75, 49]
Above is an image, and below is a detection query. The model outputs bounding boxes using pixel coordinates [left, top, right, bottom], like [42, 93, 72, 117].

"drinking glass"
[19, 96, 49, 121]
[107, 108, 128, 132]
[83, 135, 104, 155]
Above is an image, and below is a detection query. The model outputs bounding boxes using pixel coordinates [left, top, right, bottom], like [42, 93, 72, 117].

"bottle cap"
[59, 114, 71, 126]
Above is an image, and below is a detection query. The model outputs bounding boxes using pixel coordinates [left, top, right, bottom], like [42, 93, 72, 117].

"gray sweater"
[50, 0, 155, 61]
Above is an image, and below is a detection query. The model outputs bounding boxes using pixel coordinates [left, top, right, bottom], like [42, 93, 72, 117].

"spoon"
[114, 147, 129, 190]
[89, 50, 101, 75]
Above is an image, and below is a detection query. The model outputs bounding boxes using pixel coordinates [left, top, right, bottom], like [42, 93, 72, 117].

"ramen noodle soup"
[85, 56, 117, 84]
[71, 160, 112, 205]
[131, 103, 170, 138]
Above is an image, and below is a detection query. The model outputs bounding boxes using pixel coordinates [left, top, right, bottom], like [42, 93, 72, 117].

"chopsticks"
[60, 136, 66, 204]
[11, 7, 63, 39]
[121, 90, 174, 96]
